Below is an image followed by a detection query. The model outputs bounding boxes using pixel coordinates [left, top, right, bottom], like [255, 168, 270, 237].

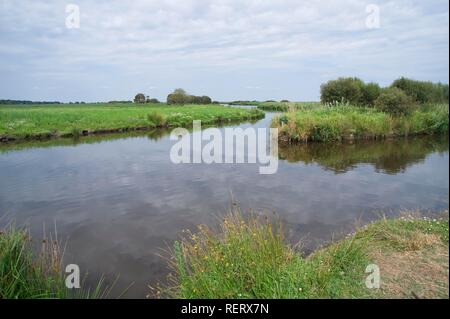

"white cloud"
[0, 0, 448, 101]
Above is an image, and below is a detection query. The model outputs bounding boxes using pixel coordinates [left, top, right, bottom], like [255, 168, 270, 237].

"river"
[0, 110, 448, 298]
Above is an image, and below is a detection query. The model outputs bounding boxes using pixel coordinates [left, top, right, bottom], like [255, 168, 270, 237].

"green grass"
[0, 225, 110, 299]
[162, 209, 449, 299]
[0, 103, 264, 142]
[273, 104, 449, 143]
[256, 101, 322, 112]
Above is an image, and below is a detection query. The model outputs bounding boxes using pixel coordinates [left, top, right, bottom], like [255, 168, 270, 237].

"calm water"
[0, 112, 448, 298]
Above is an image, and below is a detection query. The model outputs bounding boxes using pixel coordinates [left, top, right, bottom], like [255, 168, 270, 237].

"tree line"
[134, 88, 213, 105]
[0, 99, 61, 105]
[320, 77, 449, 115]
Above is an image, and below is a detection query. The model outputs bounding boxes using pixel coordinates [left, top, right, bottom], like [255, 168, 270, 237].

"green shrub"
[391, 77, 449, 104]
[320, 77, 365, 105]
[147, 111, 167, 127]
[375, 87, 416, 116]
[360, 82, 382, 106]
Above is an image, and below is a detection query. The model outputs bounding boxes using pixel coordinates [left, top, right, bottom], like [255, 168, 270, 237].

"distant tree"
[200, 96, 212, 104]
[173, 88, 187, 95]
[281, 100, 289, 103]
[134, 93, 146, 104]
[166, 89, 213, 105]
[147, 98, 160, 103]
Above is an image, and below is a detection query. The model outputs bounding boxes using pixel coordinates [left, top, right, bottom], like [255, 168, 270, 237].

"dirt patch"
[372, 235, 449, 298]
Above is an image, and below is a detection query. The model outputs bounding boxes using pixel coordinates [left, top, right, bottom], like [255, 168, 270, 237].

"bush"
[375, 87, 415, 116]
[360, 82, 382, 106]
[391, 77, 449, 104]
[320, 78, 383, 107]
[320, 77, 365, 105]
[147, 111, 167, 127]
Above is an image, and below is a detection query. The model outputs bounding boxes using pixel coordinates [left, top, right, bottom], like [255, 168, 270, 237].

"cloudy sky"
[0, 0, 448, 102]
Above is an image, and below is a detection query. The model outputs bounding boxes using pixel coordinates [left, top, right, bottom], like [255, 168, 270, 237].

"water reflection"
[279, 135, 449, 174]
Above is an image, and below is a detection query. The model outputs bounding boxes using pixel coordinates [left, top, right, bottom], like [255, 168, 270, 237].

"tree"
[146, 98, 160, 104]
[374, 87, 415, 116]
[166, 88, 213, 105]
[134, 93, 146, 104]
[391, 77, 450, 104]
[173, 88, 187, 95]
[360, 82, 381, 106]
[167, 88, 189, 105]
[200, 96, 212, 104]
[320, 77, 365, 105]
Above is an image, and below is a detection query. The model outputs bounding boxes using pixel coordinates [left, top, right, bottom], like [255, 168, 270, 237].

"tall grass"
[0, 225, 110, 299]
[161, 208, 370, 298]
[161, 209, 449, 299]
[0, 226, 66, 298]
[256, 101, 322, 112]
[274, 104, 449, 143]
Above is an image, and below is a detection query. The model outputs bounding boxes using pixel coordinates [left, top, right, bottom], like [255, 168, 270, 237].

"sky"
[0, 0, 448, 102]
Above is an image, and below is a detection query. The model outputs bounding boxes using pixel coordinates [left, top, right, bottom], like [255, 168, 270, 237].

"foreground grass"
[274, 104, 449, 143]
[0, 103, 264, 142]
[163, 209, 449, 299]
[0, 225, 109, 299]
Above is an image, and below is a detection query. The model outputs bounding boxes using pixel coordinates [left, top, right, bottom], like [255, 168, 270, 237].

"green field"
[0, 103, 264, 142]
[273, 104, 449, 143]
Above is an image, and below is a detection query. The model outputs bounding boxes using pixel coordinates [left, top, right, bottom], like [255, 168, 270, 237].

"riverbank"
[163, 209, 449, 299]
[257, 101, 321, 111]
[1, 210, 448, 298]
[273, 104, 449, 143]
[0, 103, 264, 143]
[0, 225, 111, 298]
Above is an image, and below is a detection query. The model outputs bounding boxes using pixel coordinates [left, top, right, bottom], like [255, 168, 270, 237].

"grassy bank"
[0, 103, 264, 142]
[0, 225, 109, 298]
[273, 104, 449, 143]
[227, 101, 321, 111]
[1, 211, 448, 299]
[163, 209, 449, 299]
[256, 101, 321, 112]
